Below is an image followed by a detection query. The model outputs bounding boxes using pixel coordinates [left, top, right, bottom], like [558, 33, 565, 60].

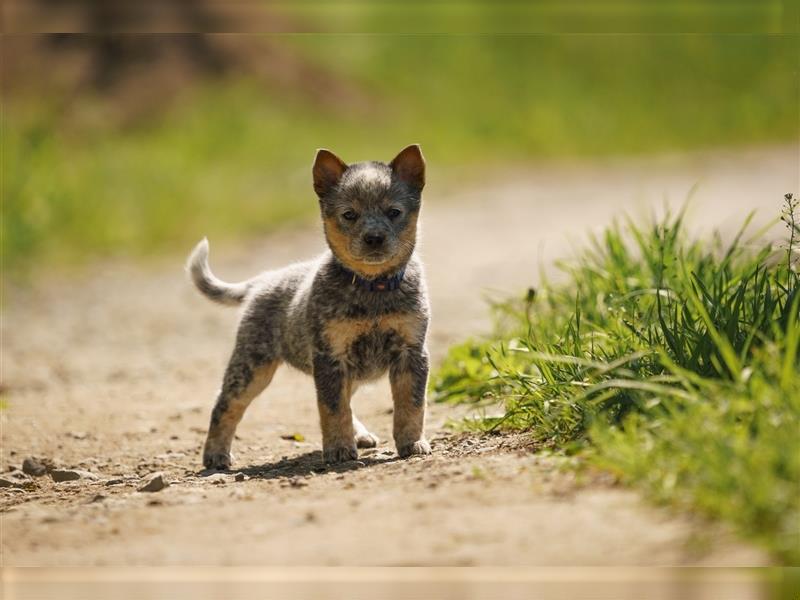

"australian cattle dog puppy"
[188, 145, 431, 468]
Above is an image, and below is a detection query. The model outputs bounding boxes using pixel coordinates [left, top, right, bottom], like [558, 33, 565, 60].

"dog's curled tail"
[187, 238, 250, 306]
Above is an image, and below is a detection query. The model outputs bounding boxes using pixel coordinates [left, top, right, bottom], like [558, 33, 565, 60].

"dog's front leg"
[390, 346, 431, 458]
[313, 352, 357, 463]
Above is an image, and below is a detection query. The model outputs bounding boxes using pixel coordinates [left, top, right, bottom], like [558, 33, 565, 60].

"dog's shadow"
[199, 449, 400, 481]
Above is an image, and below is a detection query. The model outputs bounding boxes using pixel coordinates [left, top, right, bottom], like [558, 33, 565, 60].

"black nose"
[363, 232, 385, 247]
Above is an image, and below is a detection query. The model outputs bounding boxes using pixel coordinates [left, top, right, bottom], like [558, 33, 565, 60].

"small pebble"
[51, 469, 98, 483]
[22, 457, 48, 477]
[137, 473, 168, 493]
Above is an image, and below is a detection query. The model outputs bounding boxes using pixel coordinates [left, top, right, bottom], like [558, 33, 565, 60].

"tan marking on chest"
[323, 313, 425, 357]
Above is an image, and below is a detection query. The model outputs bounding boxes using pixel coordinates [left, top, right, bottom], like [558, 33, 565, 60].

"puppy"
[188, 144, 431, 468]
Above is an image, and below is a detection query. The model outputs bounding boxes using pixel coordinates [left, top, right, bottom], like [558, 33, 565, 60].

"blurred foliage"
[274, 1, 793, 34]
[4, 18, 798, 272]
[432, 195, 800, 563]
[286, 34, 797, 158]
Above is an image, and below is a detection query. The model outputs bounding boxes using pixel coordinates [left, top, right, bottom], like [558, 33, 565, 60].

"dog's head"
[312, 144, 425, 277]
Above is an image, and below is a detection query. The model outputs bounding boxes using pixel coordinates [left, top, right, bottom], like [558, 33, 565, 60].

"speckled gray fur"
[188, 145, 431, 468]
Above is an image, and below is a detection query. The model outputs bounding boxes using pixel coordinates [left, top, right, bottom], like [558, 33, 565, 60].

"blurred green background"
[4, 1, 798, 274]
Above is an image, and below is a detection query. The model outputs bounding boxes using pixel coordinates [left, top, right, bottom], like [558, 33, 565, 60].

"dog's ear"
[389, 144, 425, 192]
[313, 149, 348, 198]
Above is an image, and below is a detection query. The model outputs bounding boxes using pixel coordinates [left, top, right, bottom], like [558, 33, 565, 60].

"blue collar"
[346, 267, 406, 292]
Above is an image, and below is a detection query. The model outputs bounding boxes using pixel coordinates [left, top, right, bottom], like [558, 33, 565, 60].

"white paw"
[397, 439, 431, 458]
[355, 430, 379, 448]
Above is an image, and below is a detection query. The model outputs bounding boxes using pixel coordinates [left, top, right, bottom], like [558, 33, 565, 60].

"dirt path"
[2, 146, 796, 571]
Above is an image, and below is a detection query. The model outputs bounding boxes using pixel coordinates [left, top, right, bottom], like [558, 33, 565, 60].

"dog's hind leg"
[203, 352, 280, 470]
[352, 414, 379, 448]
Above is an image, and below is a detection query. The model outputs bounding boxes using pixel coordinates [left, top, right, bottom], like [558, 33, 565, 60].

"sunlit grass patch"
[433, 194, 800, 563]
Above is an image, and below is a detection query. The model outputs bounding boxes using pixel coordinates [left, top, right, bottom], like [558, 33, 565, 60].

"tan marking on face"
[322, 213, 419, 278]
[398, 212, 419, 249]
[323, 216, 353, 266]
[323, 312, 426, 358]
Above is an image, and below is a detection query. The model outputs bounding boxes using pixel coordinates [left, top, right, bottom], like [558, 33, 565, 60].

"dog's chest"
[323, 312, 423, 377]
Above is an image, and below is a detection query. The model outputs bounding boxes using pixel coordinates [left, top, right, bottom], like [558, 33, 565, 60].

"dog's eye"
[342, 210, 359, 221]
[386, 208, 402, 219]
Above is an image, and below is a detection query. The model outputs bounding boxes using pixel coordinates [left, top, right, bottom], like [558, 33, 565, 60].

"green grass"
[432, 195, 800, 564]
[4, 32, 797, 274]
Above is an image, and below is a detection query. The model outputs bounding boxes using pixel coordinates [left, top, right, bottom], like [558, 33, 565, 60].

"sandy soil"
[2, 146, 797, 573]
